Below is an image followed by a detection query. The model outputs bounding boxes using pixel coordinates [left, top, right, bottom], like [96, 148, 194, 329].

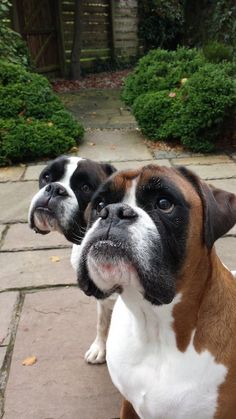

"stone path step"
[59, 88, 137, 129]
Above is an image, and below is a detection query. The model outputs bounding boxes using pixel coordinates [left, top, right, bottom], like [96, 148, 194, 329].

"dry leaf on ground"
[22, 356, 37, 366]
[50, 256, 60, 263]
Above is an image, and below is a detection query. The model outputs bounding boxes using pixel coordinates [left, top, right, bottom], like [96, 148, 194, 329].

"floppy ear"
[100, 163, 117, 177]
[178, 166, 236, 249]
[201, 183, 236, 249]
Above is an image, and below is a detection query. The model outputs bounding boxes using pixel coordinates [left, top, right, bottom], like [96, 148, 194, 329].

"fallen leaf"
[70, 146, 79, 153]
[180, 78, 188, 85]
[22, 356, 37, 366]
[50, 256, 60, 263]
[89, 142, 96, 146]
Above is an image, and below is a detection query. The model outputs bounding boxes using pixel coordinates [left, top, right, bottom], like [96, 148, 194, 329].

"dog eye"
[96, 201, 106, 213]
[156, 198, 174, 213]
[43, 173, 50, 183]
[81, 184, 90, 193]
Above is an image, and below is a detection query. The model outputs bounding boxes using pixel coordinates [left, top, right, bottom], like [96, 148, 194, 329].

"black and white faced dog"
[29, 156, 116, 363]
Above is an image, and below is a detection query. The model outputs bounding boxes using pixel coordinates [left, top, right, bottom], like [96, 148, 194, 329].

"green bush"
[0, 1, 30, 67]
[0, 60, 84, 166]
[0, 118, 75, 166]
[132, 62, 236, 152]
[121, 47, 206, 106]
[203, 41, 234, 63]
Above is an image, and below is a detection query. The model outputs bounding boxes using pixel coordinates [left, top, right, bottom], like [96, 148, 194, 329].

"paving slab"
[0, 292, 19, 345]
[0, 166, 25, 182]
[180, 163, 236, 180]
[79, 129, 153, 162]
[0, 249, 75, 291]
[0, 181, 38, 223]
[2, 223, 70, 251]
[4, 288, 121, 419]
[156, 150, 196, 159]
[172, 154, 231, 166]
[210, 179, 236, 195]
[215, 237, 236, 271]
[60, 88, 136, 129]
[114, 159, 171, 171]
[23, 165, 46, 181]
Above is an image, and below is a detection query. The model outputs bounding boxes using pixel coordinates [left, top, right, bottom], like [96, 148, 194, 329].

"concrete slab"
[181, 164, 236, 180]
[216, 237, 236, 271]
[0, 166, 25, 182]
[60, 88, 136, 129]
[2, 223, 70, 251]
[210, 179, 236, 195]
[79, 129, 153, 162]
[172, 154, 231, 166]
[0, 292, 19, 345]
[227, 225, 236, 236]
[114, 159, 171, 171]
[0, 181, 38, 223]
[23, 165, 46, 181]
[4, 288, 121, 419]
[0, 248, 75, 291]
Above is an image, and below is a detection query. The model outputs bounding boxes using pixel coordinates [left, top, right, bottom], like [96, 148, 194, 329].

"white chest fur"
[106, 291, 227, 419]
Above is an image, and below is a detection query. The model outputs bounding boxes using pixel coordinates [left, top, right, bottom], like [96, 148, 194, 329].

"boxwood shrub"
[124, 48, 236, 152]
[121, 47, 206, 106]
[0, 60, 84, 166]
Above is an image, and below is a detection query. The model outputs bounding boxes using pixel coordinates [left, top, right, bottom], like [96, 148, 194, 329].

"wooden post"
[70, 0, 83, 80]
[109, 0, 116, 63]
[56, 0, 66, 77]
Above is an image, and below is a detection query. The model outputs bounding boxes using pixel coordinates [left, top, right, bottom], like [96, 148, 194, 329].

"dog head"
[28, 156, 116, 244]
[76, 164, 236, 304]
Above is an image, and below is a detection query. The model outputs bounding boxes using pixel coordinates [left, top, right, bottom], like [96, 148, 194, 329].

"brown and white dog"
[28, 156, 116, 364]
[76, 164, 236, 419]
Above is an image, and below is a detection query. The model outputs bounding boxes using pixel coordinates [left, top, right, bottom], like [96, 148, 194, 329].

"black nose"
[45, 183, 68, 197]
[100, 204, 138, 223]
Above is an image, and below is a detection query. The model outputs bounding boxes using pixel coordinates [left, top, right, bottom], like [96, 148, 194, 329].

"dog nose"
[100, 204, 138, 222]
[45, 183, 68, 197]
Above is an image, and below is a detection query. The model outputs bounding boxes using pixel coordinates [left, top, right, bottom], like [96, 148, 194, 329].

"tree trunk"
[70, 0, 83, 80]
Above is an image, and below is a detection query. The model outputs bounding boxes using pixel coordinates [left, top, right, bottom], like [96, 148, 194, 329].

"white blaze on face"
[84, 178, 159, 293]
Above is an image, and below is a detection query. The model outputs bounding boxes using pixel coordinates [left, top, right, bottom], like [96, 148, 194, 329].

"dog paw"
[85, 339, 106, 364]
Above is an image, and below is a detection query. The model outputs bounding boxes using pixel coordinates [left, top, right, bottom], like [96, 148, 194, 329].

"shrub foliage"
[0, 61, 84, 166]
[123, 48, 236, 152]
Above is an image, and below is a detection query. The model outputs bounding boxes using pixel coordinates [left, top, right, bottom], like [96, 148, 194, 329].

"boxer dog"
[76, 164, 236, 419]
[28, 156, 116, 364]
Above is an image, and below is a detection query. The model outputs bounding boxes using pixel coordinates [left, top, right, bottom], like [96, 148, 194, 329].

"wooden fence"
[11, 0, 139, 76]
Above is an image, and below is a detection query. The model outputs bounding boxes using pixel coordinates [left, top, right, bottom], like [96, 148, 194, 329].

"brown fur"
[113, 169, 140, 191]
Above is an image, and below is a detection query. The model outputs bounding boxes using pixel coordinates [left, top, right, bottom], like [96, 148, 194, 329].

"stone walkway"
[0, 89, 236, 419]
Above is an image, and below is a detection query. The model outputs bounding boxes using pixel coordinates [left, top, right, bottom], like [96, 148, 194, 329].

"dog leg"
[120, 399, 140, 419]
[85, 297, 115, 364]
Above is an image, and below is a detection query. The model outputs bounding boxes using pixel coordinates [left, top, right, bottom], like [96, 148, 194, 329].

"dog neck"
[119, 247, 235, 356]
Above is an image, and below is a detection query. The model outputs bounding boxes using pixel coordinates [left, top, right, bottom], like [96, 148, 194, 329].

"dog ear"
[201, 183, 236, 248]
[178, 166, 236, 249]
[100, 163, 117, 177]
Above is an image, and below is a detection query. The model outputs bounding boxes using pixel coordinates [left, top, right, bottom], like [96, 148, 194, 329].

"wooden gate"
[13, 0, 63, 74]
